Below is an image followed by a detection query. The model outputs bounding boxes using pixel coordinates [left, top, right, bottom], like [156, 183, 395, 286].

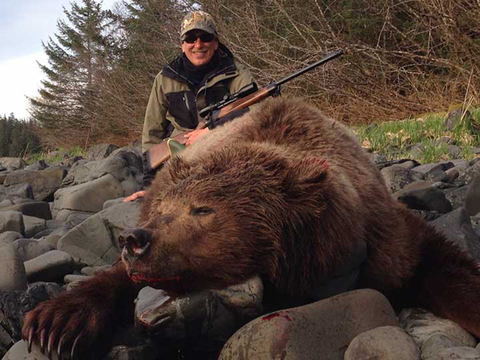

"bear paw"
[22, 295, 113, 359]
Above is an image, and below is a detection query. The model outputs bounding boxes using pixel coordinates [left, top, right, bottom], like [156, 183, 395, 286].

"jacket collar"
[162, 44, 237, 87]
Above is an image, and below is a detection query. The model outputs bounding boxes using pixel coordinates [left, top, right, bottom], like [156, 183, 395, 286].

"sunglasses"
[183, 33, 215, 44]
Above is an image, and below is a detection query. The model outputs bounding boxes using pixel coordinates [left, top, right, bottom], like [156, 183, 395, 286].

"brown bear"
[22, 97, 480, 358]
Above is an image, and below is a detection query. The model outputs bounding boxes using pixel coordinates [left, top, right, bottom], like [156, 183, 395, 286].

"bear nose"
[118, 228, 151, 258]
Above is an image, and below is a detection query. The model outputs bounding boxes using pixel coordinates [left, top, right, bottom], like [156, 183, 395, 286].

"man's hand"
[124, 191, 146, 202]
[184, 128, 209, 146]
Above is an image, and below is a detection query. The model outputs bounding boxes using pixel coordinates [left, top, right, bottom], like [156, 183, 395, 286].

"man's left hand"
[184, 128, 209, 146]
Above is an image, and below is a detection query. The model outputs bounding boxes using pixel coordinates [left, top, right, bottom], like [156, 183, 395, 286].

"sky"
[0, 0, 118, 119]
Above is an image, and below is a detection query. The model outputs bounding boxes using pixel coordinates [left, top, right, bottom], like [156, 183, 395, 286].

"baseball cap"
[180, 11, 218, 39]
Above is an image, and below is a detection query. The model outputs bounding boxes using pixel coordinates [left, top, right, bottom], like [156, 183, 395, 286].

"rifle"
[145, 50, 343, 171]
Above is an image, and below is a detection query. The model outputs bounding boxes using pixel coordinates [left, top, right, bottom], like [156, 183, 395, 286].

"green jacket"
[142, 49, 255, 152]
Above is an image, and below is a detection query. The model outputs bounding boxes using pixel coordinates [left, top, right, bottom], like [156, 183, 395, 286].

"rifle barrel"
[276, 50, 343, 86]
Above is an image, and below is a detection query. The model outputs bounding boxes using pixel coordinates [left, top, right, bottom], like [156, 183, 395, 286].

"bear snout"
[119, 228, 152, 259]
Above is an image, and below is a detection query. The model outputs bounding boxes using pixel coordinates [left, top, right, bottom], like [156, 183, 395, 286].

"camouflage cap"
[180, 11, 218, 39]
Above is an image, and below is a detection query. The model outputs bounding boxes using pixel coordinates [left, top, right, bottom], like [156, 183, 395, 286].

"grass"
[23, 108, 480, 166]
[26, 146, 86, 165]
[356, 108, 480, 163]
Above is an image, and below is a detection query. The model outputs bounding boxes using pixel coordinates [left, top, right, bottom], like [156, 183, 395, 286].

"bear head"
[120, 142, 337, 297]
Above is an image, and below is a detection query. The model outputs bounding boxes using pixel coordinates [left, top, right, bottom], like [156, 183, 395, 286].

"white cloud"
[0, 52, 47, 119]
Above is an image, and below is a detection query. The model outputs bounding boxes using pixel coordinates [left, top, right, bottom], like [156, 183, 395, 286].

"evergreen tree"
[29, 0, 118, 146]
[0, 114, 41, 157]
[96, 0, 189, 139]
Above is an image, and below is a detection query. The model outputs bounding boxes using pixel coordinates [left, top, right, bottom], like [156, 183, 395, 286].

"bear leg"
[22, 262, 138, 359]
[409, 227, 480, 338]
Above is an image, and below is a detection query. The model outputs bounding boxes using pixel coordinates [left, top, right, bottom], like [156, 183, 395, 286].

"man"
[125, 10, 256, 202]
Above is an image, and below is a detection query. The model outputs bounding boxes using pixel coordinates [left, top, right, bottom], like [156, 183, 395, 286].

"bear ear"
[285, 157, 329, 187]
[168, 156, 193, 181]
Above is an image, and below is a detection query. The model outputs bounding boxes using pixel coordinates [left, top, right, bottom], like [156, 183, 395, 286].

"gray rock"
[381, 165, 423, 194]
[424, 346, 480, 360]
[0, 231, 22, 247]
[444, 185, 468, 210]
[3, 167, 67, 201]
[458, 161, 480, 183]
[61, 150, 142, 196]
[104, 198, 126, 209]
[12, 239, 55, 262]
[450, 159, 470, 169]
[57, 214, 119, 266]
[0, 158, 26, 171]
[1, 201, 52, 220]
[0, 326, 14, 359]
[0, 199, 14, 208]
[0, 211, 24, 234]
[0, 243, 27, 291]
[64, 212, 93, 227]
[425, 169, 449, 183]
[412, 162, 455, 176]
[443, 108, 476, 133]
[410, 209, 442, 221]
[370, 152, 387, 166]
[0, 283, 62, 348]
[110, 147, 143, 173]
[22, 215, 47, 238]
[63, 274, 92, 284]
[444, 168, 460, 183]
[100, 200, 141, 242]
[0, 184, 33, 202]
[24, 250, 75, 283]
[431, 207, 480, 258]
[394, 160, 420, 170]
[345, 326, 420, 360]
[135, 277, 263, 349]
[57, 200, 140, 266]
[0, 172, 10, 185]
[421, 334, 465, 359]
[393, 181, 452, 214]
[85, 143, 119, 160]
[24, 160, 48, 171]
[105, 343, 162, 360]
[1, 340, 50, 360]
[41, 229, 68, 248]
[407, 143, 425, 159]
[53, 174, 124, 218]
[219, 289, 399, 360]
[435, 136, 456, 146]
[446, 144, 462, 158]
[465, 174, 480, 216]
[399, 308, 477, 348]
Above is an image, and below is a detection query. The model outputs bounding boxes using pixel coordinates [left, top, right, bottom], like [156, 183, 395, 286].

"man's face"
[181, 30, 218, 67]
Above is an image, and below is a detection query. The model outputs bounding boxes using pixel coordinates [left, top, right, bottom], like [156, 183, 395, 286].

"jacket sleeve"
[142, 74, 169, 153]
[141, 74, 169, 188]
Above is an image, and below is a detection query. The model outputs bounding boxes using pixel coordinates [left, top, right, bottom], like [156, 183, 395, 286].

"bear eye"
[190, 206, 214, 216]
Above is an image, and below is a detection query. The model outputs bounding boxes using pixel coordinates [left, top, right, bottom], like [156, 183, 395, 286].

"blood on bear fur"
[22, 97, 480, 358]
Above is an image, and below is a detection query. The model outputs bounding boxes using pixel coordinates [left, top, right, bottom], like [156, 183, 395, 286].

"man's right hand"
[124, 191, 146, 202]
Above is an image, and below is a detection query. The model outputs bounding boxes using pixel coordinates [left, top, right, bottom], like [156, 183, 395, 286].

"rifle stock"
[145, 133, 187, 171]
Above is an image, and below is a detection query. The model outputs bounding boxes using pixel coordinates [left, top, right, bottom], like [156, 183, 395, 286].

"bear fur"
[23, 97, 480, 358]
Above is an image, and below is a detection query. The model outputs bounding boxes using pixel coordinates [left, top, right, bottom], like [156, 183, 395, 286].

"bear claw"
[71, 334, 82, 360]
[27, 327, 34, 353]
[39, 329, 46, 353]
[47, 333, 55, 359]
[57, 334, 66, 359]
